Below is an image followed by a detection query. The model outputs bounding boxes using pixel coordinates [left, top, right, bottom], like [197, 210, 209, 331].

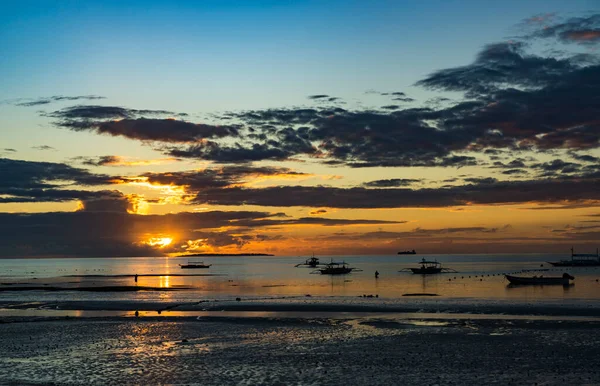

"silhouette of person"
[134, 274, 138, 283]
[134, 310, 139, 317]
[375, 270, 379, 279]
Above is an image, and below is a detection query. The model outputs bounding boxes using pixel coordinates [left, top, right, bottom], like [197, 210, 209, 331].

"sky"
[0, 0, 599, 257]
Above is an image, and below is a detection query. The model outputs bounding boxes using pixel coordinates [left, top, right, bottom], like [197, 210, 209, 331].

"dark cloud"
[530, 159, 582, 175]
[392, 97, 415, 102]
[463, 177, 497, 184]
[47, 105, 183, 120]
[142, 165, 309, 190]
[76, 193, 133, 213]
[229, 217, 406, 228]
[0, 158, 122, 203]
[14, 95, 105, 107]
[501, 169, 528, 175]
[380, 105, 400, 110]
[308, 94, 330, 100]
[569, 152, 600, 163]
[310, 209, 327, 215]
[416, 41, 580, 95]
[79, 155, 121, 167]
[3, 148, 17, 152]
[363, 178, 422, 188]
[191, 177, 600, 209]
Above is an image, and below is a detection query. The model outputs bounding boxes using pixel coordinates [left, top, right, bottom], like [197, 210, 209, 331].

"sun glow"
[146, 237, 173, 248]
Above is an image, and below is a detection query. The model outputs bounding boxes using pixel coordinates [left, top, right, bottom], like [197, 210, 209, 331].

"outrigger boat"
[311, 261, 362, 275]
[179, 261, 212, 269]
[399, 258, 457, 274]
[295, 254, 320, 268]
[505, 273, 574, 286]
[548, 247, 600, 267]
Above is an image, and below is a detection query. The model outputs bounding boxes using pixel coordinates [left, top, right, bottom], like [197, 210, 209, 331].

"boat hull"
[505, 275, 571, 285]
[410, 267, 442, 274]
[180, 265, 211, 269]
[318, 268, 352, 275]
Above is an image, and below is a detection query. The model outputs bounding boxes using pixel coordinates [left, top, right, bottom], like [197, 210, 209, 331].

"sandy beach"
[2, 304, 600, 385]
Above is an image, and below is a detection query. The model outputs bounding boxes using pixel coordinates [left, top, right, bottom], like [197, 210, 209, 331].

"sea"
[1, 253, 600, 306]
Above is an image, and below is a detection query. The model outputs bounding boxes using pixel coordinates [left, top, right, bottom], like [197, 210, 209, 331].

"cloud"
[230, 217, 406, 228]
[191, 177, 600, 208]
[141, 165, 311, 190]
[14, 95, 105, 107]
[310, 209, 328, 215]
[415, 41, 581, 95]
[0, 158, 123, 203]
[525, 14, 600, 45]
[76, 155, 180, 167]
[3, 148, 16, 152]
[363, 178, 422, 188]
[32, 145, 56, 151]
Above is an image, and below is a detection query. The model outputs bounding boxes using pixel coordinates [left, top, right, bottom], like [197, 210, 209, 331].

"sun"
[146, 237, 173, 248]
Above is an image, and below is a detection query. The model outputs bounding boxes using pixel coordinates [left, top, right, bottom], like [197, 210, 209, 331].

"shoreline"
[2, 296, 600, 317]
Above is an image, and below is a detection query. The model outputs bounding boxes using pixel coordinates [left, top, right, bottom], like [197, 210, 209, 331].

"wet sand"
[1, 314, 600, 385]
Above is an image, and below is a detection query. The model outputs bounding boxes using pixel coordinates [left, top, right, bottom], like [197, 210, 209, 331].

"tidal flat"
[1, 315, 600, 385]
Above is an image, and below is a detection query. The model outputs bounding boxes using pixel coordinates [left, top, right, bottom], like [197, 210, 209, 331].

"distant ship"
[548, 248, 600, 267]
[398, 250, 416, 255]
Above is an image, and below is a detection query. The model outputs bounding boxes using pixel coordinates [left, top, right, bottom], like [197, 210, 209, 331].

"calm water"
[1, 254, 600, 303]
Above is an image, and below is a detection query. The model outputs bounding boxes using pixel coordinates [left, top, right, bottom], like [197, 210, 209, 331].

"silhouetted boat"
[398, 250, 416, 255]
[295, 254, 320, 268]
[311, 261, 362, 275]
[179, 261, 211, 269]
[399, 258, 457, 274]
[505, 273, 574, 285]
[548, 247, 600, 267]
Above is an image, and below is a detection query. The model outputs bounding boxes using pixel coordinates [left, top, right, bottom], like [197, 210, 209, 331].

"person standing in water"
[134, 274, 138, 283]
[375, 270, 379, 279]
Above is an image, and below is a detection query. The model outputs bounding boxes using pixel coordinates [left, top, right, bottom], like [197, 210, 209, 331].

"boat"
[311, 261, 362, 275]
[179, 261, 212, 269]
[295, 254, 320, 268]
[548, 247, 600, 267]
[399, 258, 457, 274]
[505, 273, 574, 285]
[398, 250, 416, 255]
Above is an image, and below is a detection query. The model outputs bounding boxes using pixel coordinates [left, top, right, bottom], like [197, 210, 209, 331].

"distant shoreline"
[176, 253, 275, 257]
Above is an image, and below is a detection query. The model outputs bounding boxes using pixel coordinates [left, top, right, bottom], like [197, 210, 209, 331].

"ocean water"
[1, 253, 600, 304]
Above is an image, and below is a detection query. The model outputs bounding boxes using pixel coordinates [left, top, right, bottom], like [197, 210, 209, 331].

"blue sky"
[1, 0, 595, 112]
[1, 1, 599, 255]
